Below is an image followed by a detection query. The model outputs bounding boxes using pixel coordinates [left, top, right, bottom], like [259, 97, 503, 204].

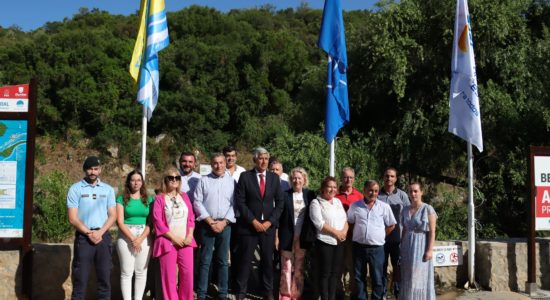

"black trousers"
[71, 231, 112, 300]
[234, 232, 275, 299]
[316, 240, 345, 300]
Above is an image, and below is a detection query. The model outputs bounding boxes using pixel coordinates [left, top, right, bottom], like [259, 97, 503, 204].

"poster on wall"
[535, 156, 550, 231]
[0, 120, 27, 237]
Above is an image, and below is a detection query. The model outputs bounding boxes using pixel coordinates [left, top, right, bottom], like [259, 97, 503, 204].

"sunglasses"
[165, 175, 181, 182]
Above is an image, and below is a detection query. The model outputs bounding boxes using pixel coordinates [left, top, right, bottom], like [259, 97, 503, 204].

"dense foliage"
[1, 1, 549, 238]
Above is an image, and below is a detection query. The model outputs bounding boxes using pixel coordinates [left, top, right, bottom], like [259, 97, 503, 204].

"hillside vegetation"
[1, 0, 549, 241]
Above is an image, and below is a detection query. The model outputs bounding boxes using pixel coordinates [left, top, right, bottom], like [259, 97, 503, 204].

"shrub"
[268, 129, 380, 191]
[33, 170, 73, 242]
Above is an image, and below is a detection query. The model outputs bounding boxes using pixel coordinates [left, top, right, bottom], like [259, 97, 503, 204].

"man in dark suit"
[234, 147, 285, 300]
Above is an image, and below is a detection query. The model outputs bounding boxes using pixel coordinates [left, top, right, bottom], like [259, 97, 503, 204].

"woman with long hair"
[152, 167, 196, 300]
[116, 170, 153, 300]
[400, 182, 437, 300]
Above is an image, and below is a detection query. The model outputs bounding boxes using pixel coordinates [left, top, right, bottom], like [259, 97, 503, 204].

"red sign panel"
[536, 186, 550, 218]
[0, 84, 29, 112]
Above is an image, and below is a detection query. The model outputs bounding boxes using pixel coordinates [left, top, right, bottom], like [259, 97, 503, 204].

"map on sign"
[0, 120, 27, 237]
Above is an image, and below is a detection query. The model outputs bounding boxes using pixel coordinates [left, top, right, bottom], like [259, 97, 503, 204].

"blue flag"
[319, 0, 350, 144]
[131, 0, 170, 120]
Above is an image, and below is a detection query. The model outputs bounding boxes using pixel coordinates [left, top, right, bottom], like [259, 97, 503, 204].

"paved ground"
[439, 290, 550, 300]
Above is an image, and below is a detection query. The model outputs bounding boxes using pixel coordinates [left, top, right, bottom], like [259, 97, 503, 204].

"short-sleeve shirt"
[347, 199, 397, 246]
[335, 187, 364, 211]
[67, 178, 116, 229]
[378, 187, 410, 242]
[116, 195, 153, 225]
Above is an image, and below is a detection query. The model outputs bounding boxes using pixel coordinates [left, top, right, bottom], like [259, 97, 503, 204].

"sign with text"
[0, 84, 29, 113]
[535, 156, 550, 230]
[433, 245, 463, 267]
[0, 120, 27, 237]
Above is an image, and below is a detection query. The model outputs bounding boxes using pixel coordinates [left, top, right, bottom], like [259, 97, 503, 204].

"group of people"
[66, 146, 437, 300]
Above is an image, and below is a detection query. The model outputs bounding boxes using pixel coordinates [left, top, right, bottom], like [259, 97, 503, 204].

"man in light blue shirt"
[67, 156, 116, 300]
[347, 180, 396, 300]
[193, 153, 236, 300]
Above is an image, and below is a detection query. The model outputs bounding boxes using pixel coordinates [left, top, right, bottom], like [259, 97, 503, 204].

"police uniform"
[67, 178, 116, 299]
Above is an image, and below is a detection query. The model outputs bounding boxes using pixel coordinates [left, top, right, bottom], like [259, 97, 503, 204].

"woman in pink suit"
[152, 167, 197, 300]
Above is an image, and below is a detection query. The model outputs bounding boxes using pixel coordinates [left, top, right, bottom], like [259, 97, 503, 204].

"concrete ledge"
[0, 238, 549, 298]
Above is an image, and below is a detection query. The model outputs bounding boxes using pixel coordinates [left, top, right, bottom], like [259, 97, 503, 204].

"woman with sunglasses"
[152, 167, 196, 300]
[116, 170, 153, 300]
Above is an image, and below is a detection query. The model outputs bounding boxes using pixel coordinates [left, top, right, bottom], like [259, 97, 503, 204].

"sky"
[1, 1, 378, 32]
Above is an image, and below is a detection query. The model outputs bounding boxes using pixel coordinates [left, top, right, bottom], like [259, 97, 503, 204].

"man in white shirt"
[347, 180, 396, 300]
[269, 159, 290, 192]
[178, 151, 202, 202]
[223, 146, 246, 182]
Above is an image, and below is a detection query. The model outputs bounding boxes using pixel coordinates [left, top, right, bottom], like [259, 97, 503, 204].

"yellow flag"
[129, 0, 148, 82]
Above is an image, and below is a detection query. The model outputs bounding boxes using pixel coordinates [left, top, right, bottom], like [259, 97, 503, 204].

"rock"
[154, 134, 166, 143]
[122, 164, 134, 174]
[107, 146, 119, 158]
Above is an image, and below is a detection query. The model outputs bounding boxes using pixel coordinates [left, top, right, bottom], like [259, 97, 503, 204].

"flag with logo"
[319, 0, 350, 144]
[130, 0, 170, 120]
[449, 0, 483, 152]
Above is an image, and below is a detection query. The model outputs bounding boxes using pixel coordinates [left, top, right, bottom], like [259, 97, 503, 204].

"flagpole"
[141, 105, 147, 180]
[329, 139, 335, 176]
[467, 142, 476, 287]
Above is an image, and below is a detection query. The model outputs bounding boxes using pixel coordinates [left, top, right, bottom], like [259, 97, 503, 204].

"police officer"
[67, 156, 117, 299]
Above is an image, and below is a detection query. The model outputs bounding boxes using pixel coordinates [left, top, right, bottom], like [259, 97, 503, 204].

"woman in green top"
[116, 170, 153, 300]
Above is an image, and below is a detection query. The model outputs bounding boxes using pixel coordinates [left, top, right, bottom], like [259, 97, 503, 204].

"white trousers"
[116, 224, 151, 300]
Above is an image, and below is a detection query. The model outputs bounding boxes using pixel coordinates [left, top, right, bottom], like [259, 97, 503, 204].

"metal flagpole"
[141, 105, 147, 180]
[467, 142, 476, 287]
[329, 139, 335, 177]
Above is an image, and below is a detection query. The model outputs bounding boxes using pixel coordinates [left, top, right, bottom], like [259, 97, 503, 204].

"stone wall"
[476, 238, 550, 291]
[1, 238, 549, 298]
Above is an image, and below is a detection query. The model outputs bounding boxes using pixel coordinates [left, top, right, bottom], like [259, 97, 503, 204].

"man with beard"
[179, 151, 202, 202]
[67, 156, 117, 300]
[378, 167, 410, 299]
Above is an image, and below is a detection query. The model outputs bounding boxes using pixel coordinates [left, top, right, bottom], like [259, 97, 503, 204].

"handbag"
[299, 200, 317, 249]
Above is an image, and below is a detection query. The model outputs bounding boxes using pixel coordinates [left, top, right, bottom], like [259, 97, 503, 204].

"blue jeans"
[197, 222, 231, 299]
[352, 243, 384, 300]
[383, 241, 400, 297]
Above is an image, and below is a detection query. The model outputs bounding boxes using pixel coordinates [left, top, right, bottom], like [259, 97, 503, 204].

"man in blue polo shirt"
[67, 156, 116, 300]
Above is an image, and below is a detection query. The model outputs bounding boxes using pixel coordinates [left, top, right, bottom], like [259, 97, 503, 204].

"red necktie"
[259, 174, 265, 198]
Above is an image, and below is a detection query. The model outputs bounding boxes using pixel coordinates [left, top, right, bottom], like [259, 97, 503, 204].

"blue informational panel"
[0, 120, 27, 238]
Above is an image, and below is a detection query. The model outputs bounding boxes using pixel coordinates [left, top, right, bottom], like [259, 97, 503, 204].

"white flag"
[449, 0, 483, 152]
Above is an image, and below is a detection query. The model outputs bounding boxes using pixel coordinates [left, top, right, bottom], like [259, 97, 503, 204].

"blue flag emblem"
[319, 0, 350, 144]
